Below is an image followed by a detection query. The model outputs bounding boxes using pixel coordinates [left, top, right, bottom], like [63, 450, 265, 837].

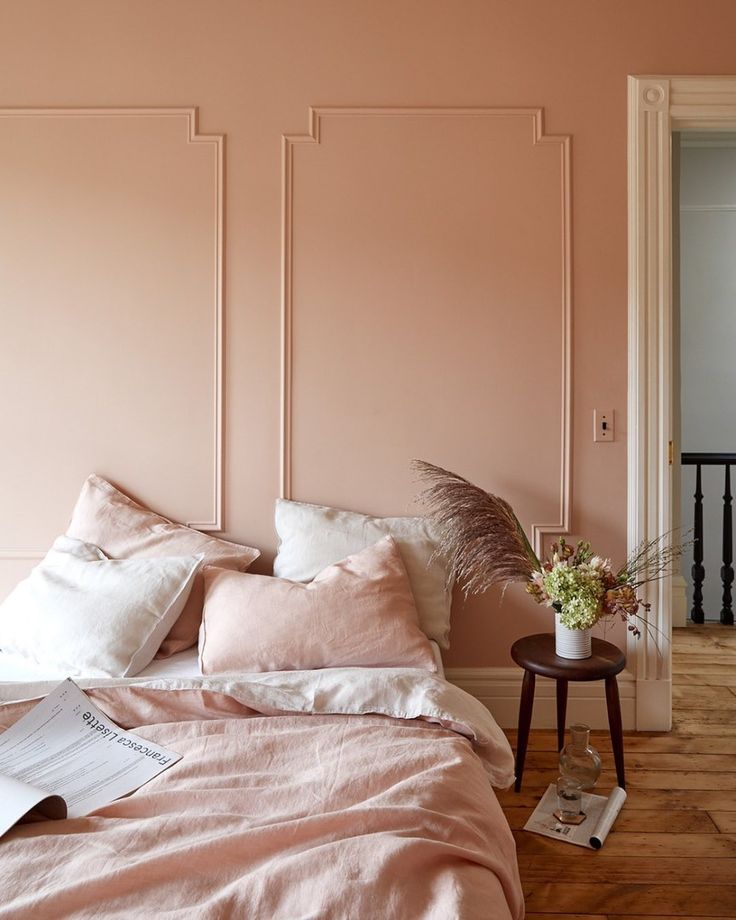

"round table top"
[510, 633, 626, 681]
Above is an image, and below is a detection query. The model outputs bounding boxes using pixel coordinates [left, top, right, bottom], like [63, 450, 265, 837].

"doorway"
[628, 75, 736, 730]
[674, 131, 736, 628]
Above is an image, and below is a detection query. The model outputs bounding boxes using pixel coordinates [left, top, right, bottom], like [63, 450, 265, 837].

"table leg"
[556, 679, 568, 752]
[514, 669, 536, 792]
[605, 676, 626, 789]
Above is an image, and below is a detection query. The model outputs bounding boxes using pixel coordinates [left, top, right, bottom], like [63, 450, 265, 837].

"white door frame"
[628, 75, 736, 730]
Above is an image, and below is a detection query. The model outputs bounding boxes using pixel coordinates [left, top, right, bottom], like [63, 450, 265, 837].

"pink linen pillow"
[199, 536, 438, 674]
[66, 474, 260, 657]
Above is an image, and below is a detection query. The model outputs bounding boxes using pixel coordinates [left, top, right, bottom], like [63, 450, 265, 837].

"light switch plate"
[594, 409, 614, 442]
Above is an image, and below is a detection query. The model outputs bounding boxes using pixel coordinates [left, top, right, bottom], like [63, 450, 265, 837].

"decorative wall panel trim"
[281, 107, 571, 556]
[0, 107, 224, 548]
[0, 552, 45, 561]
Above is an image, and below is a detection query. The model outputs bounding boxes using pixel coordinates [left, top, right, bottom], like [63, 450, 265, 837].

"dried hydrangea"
[541, 564, 604, 630]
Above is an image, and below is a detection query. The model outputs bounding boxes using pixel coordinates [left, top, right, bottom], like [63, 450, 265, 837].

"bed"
[0, 477, 524, 919]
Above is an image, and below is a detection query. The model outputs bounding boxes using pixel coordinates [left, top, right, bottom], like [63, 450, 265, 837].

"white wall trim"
[628, 75, 736, 729]
[445, 667, 637, 731]
[0, 107, 224, 535]
[680, 130, 736, 147]
[680, 204, 736, 211]
[0, 552, 45, 561]
[281, 106, 571, 559]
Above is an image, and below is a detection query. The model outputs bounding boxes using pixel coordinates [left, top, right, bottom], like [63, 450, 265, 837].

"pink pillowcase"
[199, 536, 438, 674]
[66, 474, 260, 657]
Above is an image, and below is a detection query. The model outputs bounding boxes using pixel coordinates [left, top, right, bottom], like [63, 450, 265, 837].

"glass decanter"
[559, 723, 601, 791]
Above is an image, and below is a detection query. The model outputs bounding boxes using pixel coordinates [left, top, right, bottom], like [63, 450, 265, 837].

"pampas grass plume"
[413, 459, 540, 596]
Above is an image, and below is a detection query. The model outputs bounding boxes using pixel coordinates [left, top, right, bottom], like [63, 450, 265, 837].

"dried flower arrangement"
[414, 460, 684, 636]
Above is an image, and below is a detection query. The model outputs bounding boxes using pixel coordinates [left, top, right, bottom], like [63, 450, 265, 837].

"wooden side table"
[510, 633, 627, 792]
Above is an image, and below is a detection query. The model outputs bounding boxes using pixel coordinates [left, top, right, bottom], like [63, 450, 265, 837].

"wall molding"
[0, 107, 224, 539]
[0, 551, 45, 561]
[281, 106, 571, 558]
[445, 666, 637, 731]
[628, 75, 736, 730]
[681, 130, 736, 147]
[680, 204, 736, 211]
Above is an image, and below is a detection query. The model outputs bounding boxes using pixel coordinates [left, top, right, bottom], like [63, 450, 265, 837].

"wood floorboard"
[524, 751, 736, 772]
[672, 659, 736, 675]
[517, 769, 736, 790]
[671, 686, 736, 707]
[708, 812, 736, 833]
[517, 856, 736, 884]
[610, 916, 733, 920]
[522, 883, 736, 915]
[672, 710, 736, 726]
[500, 625, 736, 917]
[674, 720, 736, 735]
[514, 831, 736, 858]
[525, 915, 607, 920]
[504, 730, 736, 754]
[674, 672, 736, 687]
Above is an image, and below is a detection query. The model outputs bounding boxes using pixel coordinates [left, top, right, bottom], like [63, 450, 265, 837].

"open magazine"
[524, 783, 627, 849]
[0, 679, 181, 838]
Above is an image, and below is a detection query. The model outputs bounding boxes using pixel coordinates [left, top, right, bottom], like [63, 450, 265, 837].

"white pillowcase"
[273, 499, 453, 648]
[0, 536, 202, 678]
[44, 534, 107, 565]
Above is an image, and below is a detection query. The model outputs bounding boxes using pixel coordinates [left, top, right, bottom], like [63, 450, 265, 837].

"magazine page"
[0, 678, 181, 834]
[0, 774, 67, 838]
[523, 783, 626, 849]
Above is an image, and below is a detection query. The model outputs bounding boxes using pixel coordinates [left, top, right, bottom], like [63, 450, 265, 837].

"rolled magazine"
[524, 784, 627, 849]
[588, 786, 627, 848]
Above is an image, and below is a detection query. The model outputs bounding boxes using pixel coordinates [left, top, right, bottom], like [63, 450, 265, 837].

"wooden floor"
[497, 625, 736, 920]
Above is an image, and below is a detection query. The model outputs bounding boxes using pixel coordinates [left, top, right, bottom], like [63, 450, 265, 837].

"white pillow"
[0, 536, 202, 678]
[43, 534, 107, 565]
[273, 499, 453, 648]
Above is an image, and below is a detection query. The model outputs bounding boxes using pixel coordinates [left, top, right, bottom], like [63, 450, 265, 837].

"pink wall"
[1, 0, 735, 667]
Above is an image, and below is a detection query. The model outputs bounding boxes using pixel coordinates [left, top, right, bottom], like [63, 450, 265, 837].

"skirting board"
[445, 667, 637, 731]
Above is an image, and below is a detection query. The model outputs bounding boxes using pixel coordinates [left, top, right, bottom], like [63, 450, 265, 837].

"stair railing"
[681, 452, 736, 625]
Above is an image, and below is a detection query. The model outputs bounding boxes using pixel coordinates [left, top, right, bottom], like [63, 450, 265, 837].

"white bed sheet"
[0, 646, 202, 682]
[0, 641, 444, 696]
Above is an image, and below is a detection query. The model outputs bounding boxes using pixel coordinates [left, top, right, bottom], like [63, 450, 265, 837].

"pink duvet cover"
[0, 670, 523, 919]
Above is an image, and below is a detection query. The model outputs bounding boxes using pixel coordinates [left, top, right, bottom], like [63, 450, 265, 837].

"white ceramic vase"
[554, 612, 592, 659]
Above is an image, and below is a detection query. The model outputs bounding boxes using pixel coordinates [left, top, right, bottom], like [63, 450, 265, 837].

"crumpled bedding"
[0, 669, 524, 919]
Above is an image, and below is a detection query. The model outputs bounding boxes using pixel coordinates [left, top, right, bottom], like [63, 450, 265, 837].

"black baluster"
[691, 463, 705, 623]
[722, 464, 734, 625]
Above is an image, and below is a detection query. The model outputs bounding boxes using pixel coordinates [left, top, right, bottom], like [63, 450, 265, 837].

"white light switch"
[594, 409, 614, 442]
